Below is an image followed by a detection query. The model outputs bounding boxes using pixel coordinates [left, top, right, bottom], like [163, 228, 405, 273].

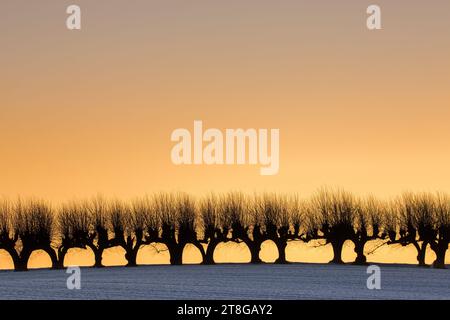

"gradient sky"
[1, 0, 450, 203]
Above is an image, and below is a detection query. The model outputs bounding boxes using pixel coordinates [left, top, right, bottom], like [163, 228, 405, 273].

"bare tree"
[429, 192, 450, 269]
[57, 201, 91, 268]
[108, 198, 146, 267]
[224, 193, 264, 263]
[84, 196, 111, 268]
[256, 194, 291, 264]
[309, 188, 356, 264]
[150, 193, 201, 265]
[0, 191, 447, 271]
[112, 196, 150, 267]
[388, 193, 435, 266]
[153, 192, 180, 264]
[291, 198, 316, 243]
[383, 199, 399, 244]
[143, 195, 160, 247]
[177, 193, 204, 261]
[198, 193, 229, 264]
[14, 199, 58, 271]
[0, 198, 20, 270]
[351, 196, 387, 265]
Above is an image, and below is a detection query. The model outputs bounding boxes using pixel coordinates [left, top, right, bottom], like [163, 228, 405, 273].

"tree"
[388, 193, 436, 267]
[113, 196, 150, 267]
[14, 199, 58, 271]
[225, 193, 264, 264]
[351, 196, 386, 265]
[309, 188, 356, 264]
[198, 194, 229, 264]
[108, 199, 147, 267]
[429, 192, 450, 269]
[151, 193, 201, 265]
[84, 196, 111, 268]
[0, 199, 20, 270]
[255, 194, 291, 264]
[289, 197, 313, 244]
[57, 201, 91, 268]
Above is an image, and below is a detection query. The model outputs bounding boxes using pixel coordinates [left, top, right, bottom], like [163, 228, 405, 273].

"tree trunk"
[125, 249, 138, 267]
[169, 244, 184, 265]
[274, 240, 288, 264]
[248, 241, 262, 264]
[353, 241, 367, 265]
[415, 242, 428, 267]
[94, 248, 104, 268]
[329, 239, 345, 264]
[203, 240, 219, 265]
[16, 248, 32, 271]
[432, 243, 447, 269]
[57, 247, 68, 269]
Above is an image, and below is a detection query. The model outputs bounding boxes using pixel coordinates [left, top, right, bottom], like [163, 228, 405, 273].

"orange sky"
[1, 0, 450, 203]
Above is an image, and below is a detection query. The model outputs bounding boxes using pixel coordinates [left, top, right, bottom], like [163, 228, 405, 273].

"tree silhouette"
[149, 193, 201, 265]
[0, 190, 447, 271]
[224, 193, 264, 264]
[309, 188, 356, 264]
[388, 193, 435, 267]
[351, 196, 387, 265]
[198, 194, 229, 264]
[84, 196, 111, 268]
[108, 199, 146, 267]
[14, 199, 58, 271]
[429, 192, 450, 269]
[255, 194, 291, 264]
[115, 196, 150, 266]
[0, 199, 20, 270]
[57, 201, 91, 268]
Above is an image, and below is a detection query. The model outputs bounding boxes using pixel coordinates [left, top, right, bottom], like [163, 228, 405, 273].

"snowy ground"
[0, 263, 448, 300]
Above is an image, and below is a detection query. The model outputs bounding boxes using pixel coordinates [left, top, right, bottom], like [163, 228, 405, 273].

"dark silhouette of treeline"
[0, 188, 449, 271]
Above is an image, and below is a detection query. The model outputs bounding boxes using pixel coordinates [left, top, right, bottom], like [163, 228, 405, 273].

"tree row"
[0, 189, 449, 271]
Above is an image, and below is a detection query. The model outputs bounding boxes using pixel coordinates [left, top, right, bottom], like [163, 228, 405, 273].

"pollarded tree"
[383, 199, 399, 245]
[198, 193, 230, 264]
[152, 193, 201, 265]
[108, 199, 146, 267]
[310, 188, 356, 264]
[412, 193, 439, 266]
[0, 199, 20, 270]
[143, 196, 160, 247]
[84, 196, 111, 268]
[388, 193, 436, 267]
[116, 196, 150, 267]
[256, 194, 291, 264]
[351, 196, 386, 265]
[152, 193, 177, 265]
[177, 193, 204, 262]
[57, 201, 91, 268]
[225, 193, 263, 264]
[290, 198, 315, 243]
[429, 192, 450, 269]
[14, 199, 58, 271]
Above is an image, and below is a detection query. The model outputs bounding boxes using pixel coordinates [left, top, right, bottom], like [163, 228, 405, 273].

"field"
[0, 263, 448, 300]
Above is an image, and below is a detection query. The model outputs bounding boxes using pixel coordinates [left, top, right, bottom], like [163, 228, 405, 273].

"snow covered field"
[0, 263, 448, 300]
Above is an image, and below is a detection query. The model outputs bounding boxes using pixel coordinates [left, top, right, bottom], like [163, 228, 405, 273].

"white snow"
[0, 263, 448, 300]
